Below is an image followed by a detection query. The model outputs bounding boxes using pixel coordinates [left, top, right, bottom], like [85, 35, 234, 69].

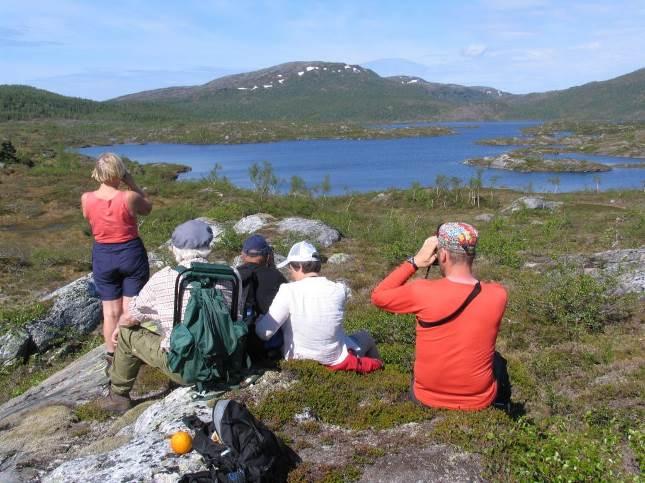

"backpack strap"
[173, 266, 190, 327]
[417, 282, 481, 328]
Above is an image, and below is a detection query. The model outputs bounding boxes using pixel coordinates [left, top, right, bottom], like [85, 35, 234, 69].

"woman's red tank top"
[84, 191, 139, 243]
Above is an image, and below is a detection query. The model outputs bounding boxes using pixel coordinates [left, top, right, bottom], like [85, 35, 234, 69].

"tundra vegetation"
[0, 120, 643, 482]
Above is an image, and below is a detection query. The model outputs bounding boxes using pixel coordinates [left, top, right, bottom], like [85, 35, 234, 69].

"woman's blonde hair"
[91, 152, 126, 184]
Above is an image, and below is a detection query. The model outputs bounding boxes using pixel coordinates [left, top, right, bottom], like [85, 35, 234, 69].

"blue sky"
[1, 0, 644, 100]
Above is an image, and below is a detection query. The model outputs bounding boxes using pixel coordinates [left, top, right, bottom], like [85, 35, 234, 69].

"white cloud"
[461, 44, 488, 57]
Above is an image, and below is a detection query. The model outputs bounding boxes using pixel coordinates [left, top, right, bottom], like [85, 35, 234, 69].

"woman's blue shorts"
[92, 238, 149, 301]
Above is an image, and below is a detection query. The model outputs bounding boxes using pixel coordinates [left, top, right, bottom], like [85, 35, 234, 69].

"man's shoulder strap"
[417, 282, 481, 328]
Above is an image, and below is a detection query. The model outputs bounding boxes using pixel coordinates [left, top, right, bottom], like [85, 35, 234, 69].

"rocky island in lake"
[465, 150, 611, 173]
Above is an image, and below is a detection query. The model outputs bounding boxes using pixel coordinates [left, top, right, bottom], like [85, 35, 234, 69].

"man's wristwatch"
[406, 256, 418, 270]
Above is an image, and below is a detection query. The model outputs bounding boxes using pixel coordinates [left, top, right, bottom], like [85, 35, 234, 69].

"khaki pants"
[110, 325, 185, 396]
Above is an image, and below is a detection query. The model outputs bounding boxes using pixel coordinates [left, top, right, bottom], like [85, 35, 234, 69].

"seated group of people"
[84, 153, 509, 416]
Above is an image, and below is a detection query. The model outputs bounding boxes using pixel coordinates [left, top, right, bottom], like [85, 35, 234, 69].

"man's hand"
[111, 326, 120, 346]
[414, 236, 439, 268]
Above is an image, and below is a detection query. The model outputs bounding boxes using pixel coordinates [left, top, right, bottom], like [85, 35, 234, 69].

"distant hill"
[112, 61, 508, 121]
[2, 63, 643, 122]
[503, 68, 645, 120]
[0, 85, 181, 122]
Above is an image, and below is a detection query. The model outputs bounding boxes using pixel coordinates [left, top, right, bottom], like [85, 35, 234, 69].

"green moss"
[74, 402, 111, 422]
[252, 361, 431, 430]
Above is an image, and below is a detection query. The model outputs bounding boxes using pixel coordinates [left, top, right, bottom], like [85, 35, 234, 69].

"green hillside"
[0, 85, 183, 122]
[113, 61, 503, 121]
[503, 68, 645, 120]
[2, 64, 643, 122]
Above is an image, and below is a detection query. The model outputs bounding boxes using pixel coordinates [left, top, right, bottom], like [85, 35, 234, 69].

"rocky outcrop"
[44, 387, 211, 483]
[25, 274, 102, 352]
[277, 218, 341, 247]
[357, 443, 483, 482]
[580, 248, 645, 295]
[233, 213, 276, 234]
[0, 345, 107, 422]
[0, 328, 31, 366]
[475, 213, 494, 222]
[327, 253, 352, 264]
[502, 196, 563, 213]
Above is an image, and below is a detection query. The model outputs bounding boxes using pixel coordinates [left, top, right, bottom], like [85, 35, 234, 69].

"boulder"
[475, 213, 494, 222]
[147, 251, 166, 270]
[328, 253, 353, 265]
[502, 196, 563, 213]
[371, 192, 391, 203]
[0, 328, 31, 366]
[277, 218, 341, 248]
[582, 248, 645, 295]
[233, 213, 276, 234]
[26, 274, 102, 352]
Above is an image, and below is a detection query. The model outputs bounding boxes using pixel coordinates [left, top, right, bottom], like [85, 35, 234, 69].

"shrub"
[531, 265, 609, 334]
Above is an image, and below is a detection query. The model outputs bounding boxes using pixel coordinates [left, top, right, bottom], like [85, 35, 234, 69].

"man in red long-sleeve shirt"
[371, 222, 509, 410]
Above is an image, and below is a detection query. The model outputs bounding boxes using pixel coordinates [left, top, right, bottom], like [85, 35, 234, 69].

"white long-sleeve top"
[255, 276, 358, 365]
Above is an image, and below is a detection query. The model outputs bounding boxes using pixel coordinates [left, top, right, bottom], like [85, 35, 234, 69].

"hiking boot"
[95, 390, 132, 415]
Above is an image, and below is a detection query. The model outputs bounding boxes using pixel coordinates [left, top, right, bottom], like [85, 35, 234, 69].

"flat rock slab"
[358, 444, 484, 483]
[0, 345, 107, 422]
[502, 196, 563, 213]
[43, 387, 212, 483]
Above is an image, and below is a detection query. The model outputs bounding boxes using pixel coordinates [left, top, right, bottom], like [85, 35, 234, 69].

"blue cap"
[242, 234, 270, 255]
[171, 220, 213, 249]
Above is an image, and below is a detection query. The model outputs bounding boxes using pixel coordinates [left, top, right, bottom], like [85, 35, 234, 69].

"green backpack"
[167, 263, 250, 392]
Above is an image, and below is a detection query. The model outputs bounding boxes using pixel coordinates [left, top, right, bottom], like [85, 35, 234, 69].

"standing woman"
[81, 153, 152, 368]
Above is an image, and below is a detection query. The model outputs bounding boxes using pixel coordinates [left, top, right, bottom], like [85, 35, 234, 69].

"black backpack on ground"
[179, 400, 300, 483]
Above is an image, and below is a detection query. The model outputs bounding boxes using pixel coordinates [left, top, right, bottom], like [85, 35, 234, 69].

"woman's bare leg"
[102, 299, 122, 353]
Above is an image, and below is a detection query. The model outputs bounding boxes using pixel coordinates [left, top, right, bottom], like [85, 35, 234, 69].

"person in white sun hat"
[256, 241, 383, 374]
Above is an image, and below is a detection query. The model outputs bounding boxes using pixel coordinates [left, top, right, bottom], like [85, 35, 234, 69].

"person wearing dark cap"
[96, 219, 238, 413]
[236, 234, 287, 361]
[371, 222, 510, 411]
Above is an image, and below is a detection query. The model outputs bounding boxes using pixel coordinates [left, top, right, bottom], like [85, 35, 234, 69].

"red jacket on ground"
[371, 263, 507, 410]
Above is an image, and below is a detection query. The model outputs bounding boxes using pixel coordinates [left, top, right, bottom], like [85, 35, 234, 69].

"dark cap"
[171, 220, 213, 249]
[242, 234, 270, 256]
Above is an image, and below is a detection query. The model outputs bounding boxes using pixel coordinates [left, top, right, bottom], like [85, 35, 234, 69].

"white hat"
[277, 241, 320, 268]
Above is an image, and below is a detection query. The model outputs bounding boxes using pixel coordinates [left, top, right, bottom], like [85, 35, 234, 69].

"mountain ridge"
[1, 62, 643, 121]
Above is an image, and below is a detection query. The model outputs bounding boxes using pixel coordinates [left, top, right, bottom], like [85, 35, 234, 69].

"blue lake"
[76, 121, 645, 194]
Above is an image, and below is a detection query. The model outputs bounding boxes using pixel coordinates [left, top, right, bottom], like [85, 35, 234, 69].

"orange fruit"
[170, 431, 193, 455]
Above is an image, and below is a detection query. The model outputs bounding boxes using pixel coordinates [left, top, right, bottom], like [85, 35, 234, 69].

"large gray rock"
[358, 443, 483, 482]
[26, 274, 102, 352]
[0, 345, 107, 422]
[502, 196, 563, 213]
[43, 387, 211, 483]
[327, 253, 353, 265]
[582, 248, 645, 295]
[0, 328, 31, 366]
[277, 217, 341, 247]
[43, 432, 206, 483]
[233, 213, 276, 234]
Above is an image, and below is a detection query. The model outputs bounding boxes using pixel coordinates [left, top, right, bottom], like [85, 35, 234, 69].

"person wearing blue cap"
[236, 234, 287, 362]
[96, 219, 238, 413]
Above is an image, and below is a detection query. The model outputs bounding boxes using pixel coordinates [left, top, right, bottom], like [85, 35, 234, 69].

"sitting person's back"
[256, 241, 382, 373]
[405, 278, 506, 408]
[371, 222, 508, 410]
